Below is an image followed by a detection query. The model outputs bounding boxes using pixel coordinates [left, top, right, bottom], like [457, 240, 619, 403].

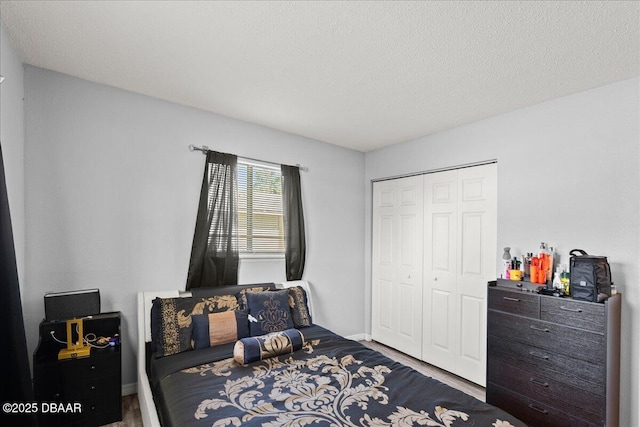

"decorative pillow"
[151, 294, 239, 357]
[287, 286, 313, 328]
[192, 310, 250, 349]
[237, 286, 274, 309]
[246, 290, 294, 336]
[233, 328, 304, 364]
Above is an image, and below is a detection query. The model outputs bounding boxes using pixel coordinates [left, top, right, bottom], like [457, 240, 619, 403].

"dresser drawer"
[63, 372, 120, 400]
[487, 383, 600, 427]
[60, 354, 120, 399]
[488, 310, 605, 365]
[487, 359, 604, 425]
[541, 297, 605, 333]
[60, 394, 122, 427]
[488, 335, 605, 394]
[60, 352, 119, 376]
[489, 287, 540, 318]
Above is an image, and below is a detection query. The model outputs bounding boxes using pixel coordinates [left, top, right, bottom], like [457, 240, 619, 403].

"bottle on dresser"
[502, 247, 512, 279]
[538, 242, 553, 286]
[560, 264, 570, 295]
[547, 246, 556, 282]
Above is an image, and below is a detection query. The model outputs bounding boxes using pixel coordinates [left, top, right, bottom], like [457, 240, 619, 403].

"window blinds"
[237, 161, 284, 254]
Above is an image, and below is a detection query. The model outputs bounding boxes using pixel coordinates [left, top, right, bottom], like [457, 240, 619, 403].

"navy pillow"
[150, 297, 194, 357]
[191, 310, 250, 349]
[246, 290, 294, 336]
[237, 285, 276, 309]
[287, 286, 313, 328]
[233, 328, 304, 364]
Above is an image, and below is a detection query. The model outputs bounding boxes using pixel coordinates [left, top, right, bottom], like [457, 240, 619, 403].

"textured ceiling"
[1, 1, 639, 152]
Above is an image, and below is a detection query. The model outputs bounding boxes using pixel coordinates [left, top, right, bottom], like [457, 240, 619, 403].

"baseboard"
[345, 333, 367, 341]
[122, 382, 137, 396]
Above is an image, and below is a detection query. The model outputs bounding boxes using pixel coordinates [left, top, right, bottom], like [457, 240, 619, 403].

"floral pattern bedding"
[151, 326, 525, 427]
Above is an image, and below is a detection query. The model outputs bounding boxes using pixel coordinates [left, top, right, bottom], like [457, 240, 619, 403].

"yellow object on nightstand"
[58, 318, 91, 360]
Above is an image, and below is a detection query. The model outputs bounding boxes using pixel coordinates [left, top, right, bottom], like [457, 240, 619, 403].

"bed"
[136, 281, 525, 427]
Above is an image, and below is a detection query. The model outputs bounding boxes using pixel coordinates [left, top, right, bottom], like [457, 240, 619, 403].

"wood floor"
[104, 394, 141, 427]
[111, 339, 485, 426]
[361, 340, 486, 401]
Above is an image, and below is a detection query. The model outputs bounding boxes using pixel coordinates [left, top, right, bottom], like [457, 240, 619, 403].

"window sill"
[239, 253, 285, 261]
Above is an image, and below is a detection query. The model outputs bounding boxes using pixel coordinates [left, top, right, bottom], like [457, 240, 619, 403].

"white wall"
[364, 77, 640, 426]
[0, 22, 25, 290]
[23, 66, 365, 387]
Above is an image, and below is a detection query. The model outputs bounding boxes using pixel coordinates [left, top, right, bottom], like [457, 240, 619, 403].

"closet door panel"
[460, 212, 484, 276]
[378, 216, 393, 264]
[459, 294, 483, 363]
[422, 171, 458, 370]
[372, 180, 397, 349]
[431, 289, 453, 352]
[422, 164, 496, 386]
[372, 176, 423, 358]
[456, 164, 497, 386]
[396, 178, 423, 358]
[377, 279, 393, 330]
[399, 282, 418, 338]
[433, 214, 453, 271]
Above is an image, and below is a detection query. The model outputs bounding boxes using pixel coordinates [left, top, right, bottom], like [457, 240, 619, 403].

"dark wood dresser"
[487, 279, 620, 427]
[33, 312, 122, 427]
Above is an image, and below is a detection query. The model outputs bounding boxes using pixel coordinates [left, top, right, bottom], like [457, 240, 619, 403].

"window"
[237, 160, 284, 255]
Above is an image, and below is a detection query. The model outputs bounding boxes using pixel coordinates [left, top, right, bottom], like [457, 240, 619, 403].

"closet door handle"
[529, 325, 550, 333]
[503, 297, 520, 302]
[560, 306, 583, 313]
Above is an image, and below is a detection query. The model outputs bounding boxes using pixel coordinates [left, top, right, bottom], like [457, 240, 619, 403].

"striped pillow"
[233, 328, 304, 364]
[191, 310, 250, 349]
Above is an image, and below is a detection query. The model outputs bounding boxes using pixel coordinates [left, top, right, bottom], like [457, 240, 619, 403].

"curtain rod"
[188, 145, 308, 172]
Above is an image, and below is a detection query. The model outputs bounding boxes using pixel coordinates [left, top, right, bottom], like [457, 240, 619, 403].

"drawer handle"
[529, 351, 549, 360]
[560, 306, 583, 313]
[90, 385, 96, 391]
[503, 297, 521, 302]
[529, 377, 549, 387]
[528, 403, 549, 414]
[90, 365, 96, 370]
[529, 325, 550, 333]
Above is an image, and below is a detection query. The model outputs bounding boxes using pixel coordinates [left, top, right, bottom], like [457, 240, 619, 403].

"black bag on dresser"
[569, 249, 612, 302]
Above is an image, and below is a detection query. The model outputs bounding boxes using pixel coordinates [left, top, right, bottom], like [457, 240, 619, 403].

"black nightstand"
[33, 312, 122, 427]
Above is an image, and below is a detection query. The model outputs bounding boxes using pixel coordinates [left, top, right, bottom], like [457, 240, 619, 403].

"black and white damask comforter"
[150, 325, 525, 427]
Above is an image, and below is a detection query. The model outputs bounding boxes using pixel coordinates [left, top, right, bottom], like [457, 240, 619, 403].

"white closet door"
[422, 164, 496, 386]
[455, 164, 496, 385]
[372, 176, 423, 358]
[422, 170, 458, 372]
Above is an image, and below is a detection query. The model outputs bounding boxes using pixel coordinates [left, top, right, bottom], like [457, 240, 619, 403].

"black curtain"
[281, 165, 306, 281]
[186, 151, 238, 289]
[0, 144, 36, 426]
